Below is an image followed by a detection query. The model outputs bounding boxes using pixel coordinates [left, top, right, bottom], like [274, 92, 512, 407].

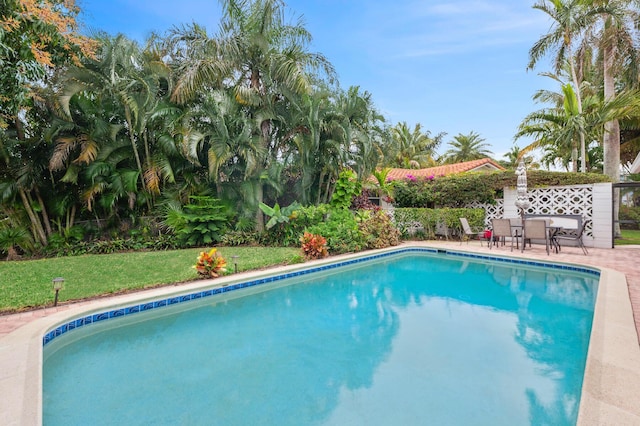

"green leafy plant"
[392, 170, 610, 209]
[370, 167, 395, 202]
[331, 169, 362, 209]
[306, 208, 365, 254]
[619, 206, 640, 230]
[193, 248, 228, 278]
[258, 201, 303, 246]
[0, 227, 33, 260]
[259, 201, 301, 229]
[358, 211, 401, 249]
[300, 232, 328, 259]
[163, 196, 231, 247]
[220, 230, 260, 246]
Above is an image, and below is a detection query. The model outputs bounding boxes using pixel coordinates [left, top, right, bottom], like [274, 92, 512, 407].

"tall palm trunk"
[254, 183, 264, 231]
[124, 105, 147, 191]
[602, 30, 621, 237]
[18, 189, 47, 245]
[15, 115, 49, 245]
[568, 57, 587, 173]
[602, 46, 620, 181]
[316, 170, 326, 205]
[35, 187, 53, 236]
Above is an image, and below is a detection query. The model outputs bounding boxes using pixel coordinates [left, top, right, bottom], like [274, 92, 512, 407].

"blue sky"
[77, 0, 556, 160]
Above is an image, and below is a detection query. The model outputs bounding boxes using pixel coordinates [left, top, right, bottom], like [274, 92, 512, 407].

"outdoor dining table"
[510, 221, 562, 253]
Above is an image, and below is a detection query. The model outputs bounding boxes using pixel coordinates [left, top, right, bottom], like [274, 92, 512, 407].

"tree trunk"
[254, 183, 264, 232]
[6, 246, 20, 261]
[143, 130, 153, 211]
[316, 170, 326, 205]
[124, 106, 146, 191]
[569, 60, 586, 173]
[66, 204, 76, 230]
[14, 116, 25, 142]
[14, 113, 48, 245]
[579, 125, 587, 173]
[18, 189, 47, 246]
[324, 179, 334, 204]
[35, 187, 53, 236]
[603, 38, 621, 237]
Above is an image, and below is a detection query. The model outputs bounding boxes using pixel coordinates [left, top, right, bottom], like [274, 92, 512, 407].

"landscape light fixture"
[231, 255, 240, 273]
[52, 277, 64, 307]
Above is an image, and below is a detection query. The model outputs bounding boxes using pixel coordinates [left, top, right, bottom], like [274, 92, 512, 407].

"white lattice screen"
[468, 186, 594, 238]
[525, 187, 593, 217]
[467, 200, 503, 228]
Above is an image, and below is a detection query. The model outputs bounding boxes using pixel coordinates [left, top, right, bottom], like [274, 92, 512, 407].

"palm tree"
[388, 122, 443, 168]
[516, 80, 639, 173]
[589, 0, 640, 182]
[516, 83, 586, 172]
[285, 90, 333, 205]
[0, 130, 52, 245]
[58, 35, 164, 196]
[442, 132, 493, 163]
[528, 0, 598, 172]
[52, 34, 200, 223]
[280, 86, 383, 206]
[166, 1, 335, 229]
[334, 86, 385, 183]
[500, 146, 539, 170]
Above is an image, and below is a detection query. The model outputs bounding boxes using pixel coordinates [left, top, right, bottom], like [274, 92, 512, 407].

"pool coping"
[1, 243, 638, 425]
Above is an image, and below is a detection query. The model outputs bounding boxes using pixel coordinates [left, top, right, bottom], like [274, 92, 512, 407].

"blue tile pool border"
[42, 247, 601, 346]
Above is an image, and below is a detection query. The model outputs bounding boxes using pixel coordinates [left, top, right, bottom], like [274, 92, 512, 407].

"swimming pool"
[43, 249, 599, 425]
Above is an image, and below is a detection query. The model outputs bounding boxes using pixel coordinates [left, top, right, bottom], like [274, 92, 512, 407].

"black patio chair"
[554, 219, 590, 255]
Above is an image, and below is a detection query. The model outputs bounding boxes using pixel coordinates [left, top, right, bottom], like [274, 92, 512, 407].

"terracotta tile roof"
[383, 158, 505, 181]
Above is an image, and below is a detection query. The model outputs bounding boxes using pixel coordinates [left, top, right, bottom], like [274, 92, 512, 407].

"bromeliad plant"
[300, 232, 328, 260]
[193, 248, 228, 278]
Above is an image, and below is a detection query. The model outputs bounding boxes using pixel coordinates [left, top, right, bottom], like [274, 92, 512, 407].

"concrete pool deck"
[1, 242, 639, 425]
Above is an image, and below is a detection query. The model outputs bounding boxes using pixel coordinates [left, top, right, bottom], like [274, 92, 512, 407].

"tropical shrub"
[300, 232, 328, 259]
[392, 170, 611, 208]
[259, 202, 301, 229]
[220, 230, 260, 246]
[41, 234, 180, 257]
[393, 174, 495, 208]
[260, 203, 329, 247]
[0, 227, 33, 260]
[358, 211, 401, 249]
[258, 202, 303, 246]
[193, 248, 227, 278]
[163, 196, 231, 247]
[393, 175, 436, 207]
[350, 188, 381, 211]
[306, 208, 365, 254]
[619, 206, 640, 229]
[331, 169, 362, 209]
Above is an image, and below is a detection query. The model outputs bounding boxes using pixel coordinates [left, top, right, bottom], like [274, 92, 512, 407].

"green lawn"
[616, 229, 640, 245]
[0, 246, 301, 313]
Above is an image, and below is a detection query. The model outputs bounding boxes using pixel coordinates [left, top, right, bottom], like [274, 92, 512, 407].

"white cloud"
[353, 0, 551, 59]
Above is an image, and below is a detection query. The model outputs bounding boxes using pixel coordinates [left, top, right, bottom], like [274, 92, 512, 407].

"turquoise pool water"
[43, 252, 598, 425]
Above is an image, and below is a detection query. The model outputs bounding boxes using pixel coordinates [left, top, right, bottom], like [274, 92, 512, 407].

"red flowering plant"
[193, 248, 227, 278]
[300, 232, 328, 260]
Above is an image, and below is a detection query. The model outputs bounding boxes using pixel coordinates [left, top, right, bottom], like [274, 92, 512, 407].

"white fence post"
[591, 183, 613, 248]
